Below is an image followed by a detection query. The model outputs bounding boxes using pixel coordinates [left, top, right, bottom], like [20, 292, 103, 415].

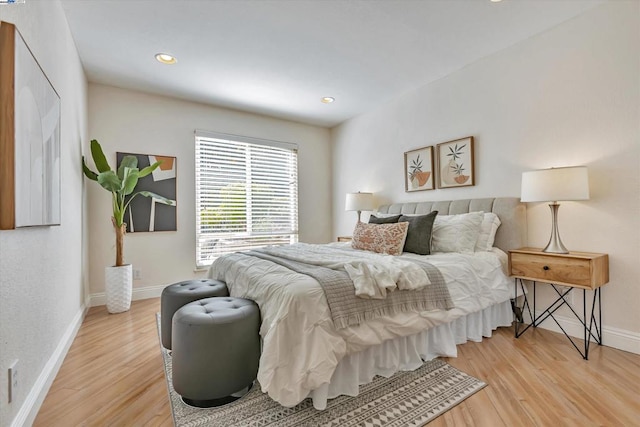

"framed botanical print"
[436, 136, 475, 188]
[404, 146, 434, 192]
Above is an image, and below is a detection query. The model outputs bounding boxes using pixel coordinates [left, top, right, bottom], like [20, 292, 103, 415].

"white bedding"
[208, 243, 512, 407]
[259, 243, 433, 297]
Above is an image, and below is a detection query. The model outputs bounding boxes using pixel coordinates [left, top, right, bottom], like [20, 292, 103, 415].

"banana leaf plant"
[82, 139, 175, 267]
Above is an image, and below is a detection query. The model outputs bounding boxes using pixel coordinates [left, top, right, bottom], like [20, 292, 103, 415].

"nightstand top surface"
[510, 247, 607, 260]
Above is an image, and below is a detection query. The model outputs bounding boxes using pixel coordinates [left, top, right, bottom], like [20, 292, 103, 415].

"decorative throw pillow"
[475, 212, 502, 252]
[372, 212, 401, 218]
[398, 211, 438, 255]
[431, 211, 484, 254]
[369, 214, 402, 224]
[351, 221, 409, 256]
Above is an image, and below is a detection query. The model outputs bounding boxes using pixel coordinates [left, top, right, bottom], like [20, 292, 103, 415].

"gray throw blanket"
[244, 250, 453, 329]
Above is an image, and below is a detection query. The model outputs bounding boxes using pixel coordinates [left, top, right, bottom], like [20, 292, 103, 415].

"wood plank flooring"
[35, 298, 640, 426]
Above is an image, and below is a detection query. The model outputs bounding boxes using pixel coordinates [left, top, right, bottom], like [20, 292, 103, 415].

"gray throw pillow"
[368, 214, 401, 224]
[398, 211, 438, 255]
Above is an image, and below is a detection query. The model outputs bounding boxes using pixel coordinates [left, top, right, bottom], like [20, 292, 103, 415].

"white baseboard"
[12, 304, 88, 427]
[88, 284, 166, 307]
[531, 310, 640, 355]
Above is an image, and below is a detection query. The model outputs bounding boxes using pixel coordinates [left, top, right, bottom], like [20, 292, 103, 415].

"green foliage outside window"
[199, 183, 291, 233]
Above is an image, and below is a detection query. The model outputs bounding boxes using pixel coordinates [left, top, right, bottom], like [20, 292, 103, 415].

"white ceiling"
[61, 0, 603, 128]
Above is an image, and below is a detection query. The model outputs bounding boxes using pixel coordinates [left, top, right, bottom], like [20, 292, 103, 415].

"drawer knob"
[543, 265, 550, 271]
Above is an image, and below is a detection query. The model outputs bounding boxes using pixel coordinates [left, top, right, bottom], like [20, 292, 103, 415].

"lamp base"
[542, 241, 569, 254]
[542, 203, 569, 254]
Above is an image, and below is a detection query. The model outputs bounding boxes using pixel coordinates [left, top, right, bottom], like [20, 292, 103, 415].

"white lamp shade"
[521, 166, 589, 202]
[345, 192, 374, 211]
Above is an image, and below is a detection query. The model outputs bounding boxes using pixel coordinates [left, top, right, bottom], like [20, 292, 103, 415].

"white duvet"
[208, 243, 511, 407]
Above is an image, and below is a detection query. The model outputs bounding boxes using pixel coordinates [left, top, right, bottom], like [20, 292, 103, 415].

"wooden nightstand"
[337, 236, 352, 243]
[508, 247, 609, 359]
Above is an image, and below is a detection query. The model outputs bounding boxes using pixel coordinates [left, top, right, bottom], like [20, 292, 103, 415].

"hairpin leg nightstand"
[508, 247, 609, 360]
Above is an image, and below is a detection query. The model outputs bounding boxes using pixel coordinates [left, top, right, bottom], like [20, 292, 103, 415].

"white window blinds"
[195, 131, 298, 267]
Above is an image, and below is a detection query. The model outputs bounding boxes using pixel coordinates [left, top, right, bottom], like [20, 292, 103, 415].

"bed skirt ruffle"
[308, 299, 513, 409]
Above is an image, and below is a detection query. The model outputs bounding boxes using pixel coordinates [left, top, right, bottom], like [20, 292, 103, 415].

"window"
[195, 130, 298, 267]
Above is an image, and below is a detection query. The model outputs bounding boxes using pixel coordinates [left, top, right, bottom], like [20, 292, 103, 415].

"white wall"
[87, 84, 332, 298]
[332, 2, 639, 351]
[0, 1, 88, 426]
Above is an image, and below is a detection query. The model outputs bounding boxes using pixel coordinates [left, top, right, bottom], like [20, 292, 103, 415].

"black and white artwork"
[0, 22, 61, 228]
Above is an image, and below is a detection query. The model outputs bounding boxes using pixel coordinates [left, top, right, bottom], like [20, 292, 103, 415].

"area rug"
[157, 314, 487, 426]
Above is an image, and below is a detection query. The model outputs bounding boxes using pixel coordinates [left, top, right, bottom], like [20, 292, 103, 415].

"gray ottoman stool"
[161, 279, 229, 350]
[172, 297, 261, 408]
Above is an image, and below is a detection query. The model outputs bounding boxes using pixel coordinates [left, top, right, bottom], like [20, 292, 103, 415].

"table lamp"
[345, 192, 374, 224]
[521, 166, 589, 254]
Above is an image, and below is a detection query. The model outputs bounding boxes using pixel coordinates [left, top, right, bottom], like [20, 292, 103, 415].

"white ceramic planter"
[105, 264, 133, 313]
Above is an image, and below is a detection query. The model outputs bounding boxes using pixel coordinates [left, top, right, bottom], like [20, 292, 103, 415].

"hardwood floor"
[35, 298, 640, 426]
[35, 299, 172, 426]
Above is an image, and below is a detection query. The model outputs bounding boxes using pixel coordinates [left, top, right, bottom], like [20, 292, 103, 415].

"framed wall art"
[116, 152, 177, 232]
[404, 145, 434, 192]
[0, 21, 61, 229]
[436, 136, 475, 189]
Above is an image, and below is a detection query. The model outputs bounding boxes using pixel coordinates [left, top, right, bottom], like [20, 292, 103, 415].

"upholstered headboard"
[376, 197, 527, 253]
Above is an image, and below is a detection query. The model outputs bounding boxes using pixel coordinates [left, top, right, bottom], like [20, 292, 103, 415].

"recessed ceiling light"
[490, 0, 503, 2]
[155, 53, 177, 64]
[321, 97, 335, 104]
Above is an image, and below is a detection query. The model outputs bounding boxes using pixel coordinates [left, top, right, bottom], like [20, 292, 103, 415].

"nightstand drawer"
[509, 248, 609, 290]
[510, 253, 591, 287]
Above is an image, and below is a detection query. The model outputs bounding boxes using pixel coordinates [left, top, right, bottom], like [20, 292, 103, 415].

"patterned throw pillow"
[351, 221, 409, 256]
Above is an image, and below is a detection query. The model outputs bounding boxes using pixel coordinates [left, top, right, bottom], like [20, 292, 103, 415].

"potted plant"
[82, 139, 175, 313]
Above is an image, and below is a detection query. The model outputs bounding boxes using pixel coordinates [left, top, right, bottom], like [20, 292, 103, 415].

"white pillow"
[475, 212, 502, 252]
[431, 211, 483, 254]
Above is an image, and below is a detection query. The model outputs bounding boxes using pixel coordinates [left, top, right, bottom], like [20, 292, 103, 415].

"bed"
[207, 197, 526, 410]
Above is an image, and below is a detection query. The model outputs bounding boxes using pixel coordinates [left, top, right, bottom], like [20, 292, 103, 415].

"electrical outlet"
[133, 269, 142, 280]
[8, 360, 18, 403]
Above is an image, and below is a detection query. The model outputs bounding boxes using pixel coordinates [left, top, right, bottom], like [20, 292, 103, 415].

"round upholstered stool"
[171, 297, 261, 408]
[160, 279, 229, 350]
